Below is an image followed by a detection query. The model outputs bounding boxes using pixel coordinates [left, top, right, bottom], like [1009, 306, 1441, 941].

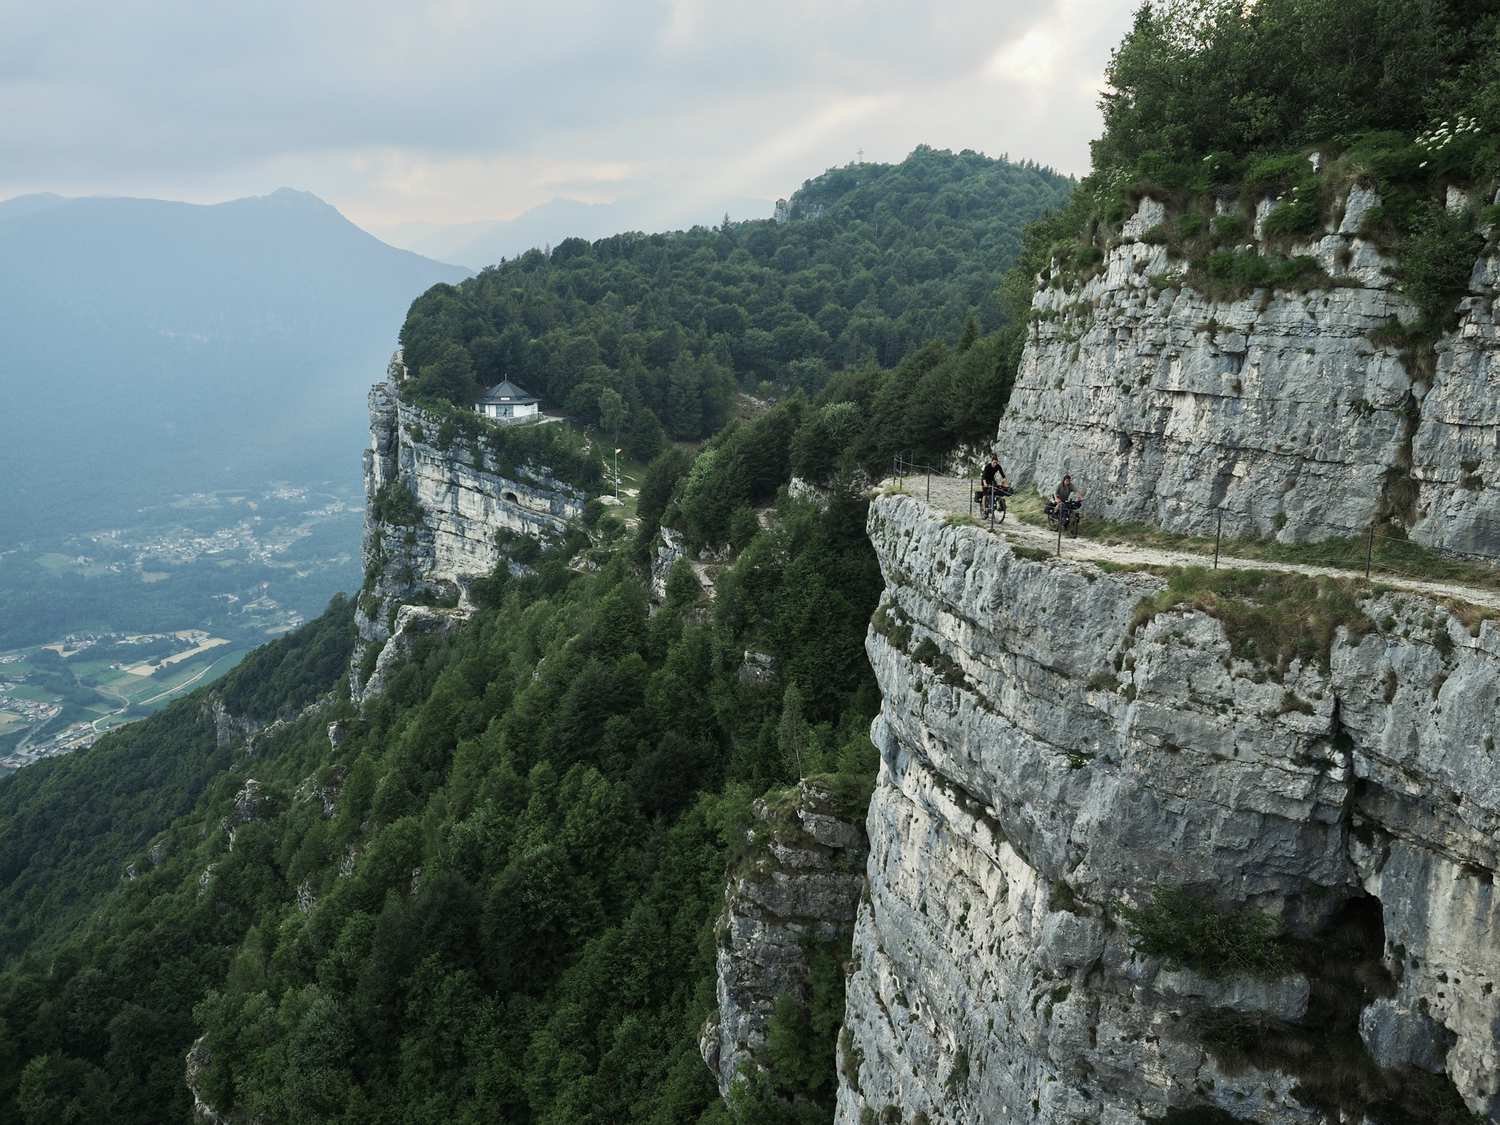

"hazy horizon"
[1, 0, 1133, 235]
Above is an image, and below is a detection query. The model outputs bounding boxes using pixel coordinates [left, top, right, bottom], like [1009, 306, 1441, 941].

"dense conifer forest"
[397, 147, 1072, 459]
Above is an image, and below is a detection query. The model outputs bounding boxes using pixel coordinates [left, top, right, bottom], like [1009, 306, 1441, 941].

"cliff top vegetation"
[396, 147, 1072, 460]
[1006, 0, 1499, 327]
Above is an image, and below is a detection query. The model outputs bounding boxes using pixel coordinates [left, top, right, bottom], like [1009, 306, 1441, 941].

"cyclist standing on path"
[1052, 472, 1084, 532]
[1054, 472, 1081, 508]
[981, 454, 1009, 516]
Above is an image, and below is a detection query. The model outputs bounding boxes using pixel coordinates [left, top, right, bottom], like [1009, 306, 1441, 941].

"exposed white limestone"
[995, 194, 1498, 555]
[835, 495, 1500, 1123]
[351, 378, 588, 703]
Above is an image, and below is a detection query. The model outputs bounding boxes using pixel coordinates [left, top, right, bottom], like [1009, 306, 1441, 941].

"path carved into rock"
[891, 476, 1500, 613]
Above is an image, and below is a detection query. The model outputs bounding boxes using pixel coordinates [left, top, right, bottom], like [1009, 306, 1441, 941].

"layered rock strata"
[703, 779, 869, 1099]
[995, 191, 1498, 553]
[351, 378, 587, 702]
[836, 494, 1499, 1124]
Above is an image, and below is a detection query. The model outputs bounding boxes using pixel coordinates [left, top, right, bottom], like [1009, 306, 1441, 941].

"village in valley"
[0, 482, 362, 774]
[0, 629, 237, 772]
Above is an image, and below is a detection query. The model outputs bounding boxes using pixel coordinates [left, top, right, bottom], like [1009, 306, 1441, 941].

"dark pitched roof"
[478, 379, 539, 406]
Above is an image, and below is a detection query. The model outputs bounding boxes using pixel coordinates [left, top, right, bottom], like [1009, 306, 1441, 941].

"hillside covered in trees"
[0, 146, 1064, 1124]
[3, 1, 1496, 1118]
[396, 147, 1071, 457]
[0, 493, 880, 1124]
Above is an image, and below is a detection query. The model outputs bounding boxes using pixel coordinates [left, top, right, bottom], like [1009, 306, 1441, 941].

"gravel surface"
[886, 476, 1500, 612]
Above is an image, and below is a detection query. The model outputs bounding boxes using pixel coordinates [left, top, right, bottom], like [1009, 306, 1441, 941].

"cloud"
[0, 0, 1135, 228]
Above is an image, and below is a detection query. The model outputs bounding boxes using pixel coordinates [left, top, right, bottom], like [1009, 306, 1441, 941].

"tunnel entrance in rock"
[502, 491, 519, 505]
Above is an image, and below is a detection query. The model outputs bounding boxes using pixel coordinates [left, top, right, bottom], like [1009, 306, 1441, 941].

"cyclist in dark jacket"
[1054, 473, 1079, 507]
[981, 454, 1009, 515]
[1052, 473, 1083, 530]
[982, 454, 1008, 488]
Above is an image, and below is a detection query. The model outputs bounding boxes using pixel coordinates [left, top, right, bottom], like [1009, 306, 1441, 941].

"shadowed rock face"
[702, 779, 869, 1099]
[995, 194, 1498, 555]
[835, 495, 1499, 1124]
[350, 377, 587, 704]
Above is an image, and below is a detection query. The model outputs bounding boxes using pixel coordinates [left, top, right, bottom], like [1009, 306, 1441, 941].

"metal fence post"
[968, 479, 974, 519]
[1365, 526, 1374, 579]
[1056, 520, 1062, 557]
[1214, 510, 1223, 570]
[926, 473, 931, 504]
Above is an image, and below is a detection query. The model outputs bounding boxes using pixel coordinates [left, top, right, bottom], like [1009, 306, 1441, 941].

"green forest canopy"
[1012, 0, 1499, 329]
[397, 146, 1072, 458]
[0, 492, 880, 1125]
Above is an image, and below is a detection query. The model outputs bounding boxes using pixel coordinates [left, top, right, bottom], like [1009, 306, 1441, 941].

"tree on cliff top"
[1094, 0, 1499, 174]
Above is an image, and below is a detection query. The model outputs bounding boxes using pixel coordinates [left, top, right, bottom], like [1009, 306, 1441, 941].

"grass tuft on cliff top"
[1131, 566, 1376, 676]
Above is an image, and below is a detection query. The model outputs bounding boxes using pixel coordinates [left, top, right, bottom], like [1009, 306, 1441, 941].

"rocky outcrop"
[703, 778, 869, 1099]
[221, 779, 275, 850]
[295, 764, 345, 820]
[650, 526, 689, 602]
[836, 495, 1500, 1123]
[206, 697, 260, 752]
[737, 649, 778, 686]
[185, 1037, 242, 1125]
[352, 376, 589, 703]
[995, 192, 1498, 554]
[648, 524, 723, 606]
[357, 604, 464, 703]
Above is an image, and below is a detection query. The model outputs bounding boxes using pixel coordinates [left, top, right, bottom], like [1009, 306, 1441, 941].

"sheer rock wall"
[835, 494, 1500, 1124]
[995, 193, 1499, 554]
[701, 779, 869, 1098]
[351, 378, 587, 703]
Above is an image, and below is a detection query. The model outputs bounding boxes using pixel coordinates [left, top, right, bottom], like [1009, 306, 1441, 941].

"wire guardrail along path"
[885, 473, 1500, 612]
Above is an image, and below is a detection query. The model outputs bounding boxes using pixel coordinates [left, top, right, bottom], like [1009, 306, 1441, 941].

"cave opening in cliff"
[1300, 891, 1394, 1032]
[503, 491, 519, 505]
[1192, 891, 1476, 1121]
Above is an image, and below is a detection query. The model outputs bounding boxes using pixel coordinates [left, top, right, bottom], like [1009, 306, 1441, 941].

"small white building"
[476, 379, 541, 424]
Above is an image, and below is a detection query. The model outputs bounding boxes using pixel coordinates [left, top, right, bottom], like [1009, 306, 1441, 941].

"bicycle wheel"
[997, 503, 1007, 524]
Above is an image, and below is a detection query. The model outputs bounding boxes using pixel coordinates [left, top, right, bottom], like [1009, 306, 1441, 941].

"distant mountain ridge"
[378, 193, 775, 268]
[0, 188, 468, 536]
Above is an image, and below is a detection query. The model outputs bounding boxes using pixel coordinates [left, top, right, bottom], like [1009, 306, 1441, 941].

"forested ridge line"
[396, 146, 1071, 460]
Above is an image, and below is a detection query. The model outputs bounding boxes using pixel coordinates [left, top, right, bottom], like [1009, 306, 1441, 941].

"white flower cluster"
[1415, 115, 1482, 167]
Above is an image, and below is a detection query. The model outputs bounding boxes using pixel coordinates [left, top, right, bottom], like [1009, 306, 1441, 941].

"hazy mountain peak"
[0, 192, 69, 220]
[260, 186, 333, 208]
[0, 186, 469, 535]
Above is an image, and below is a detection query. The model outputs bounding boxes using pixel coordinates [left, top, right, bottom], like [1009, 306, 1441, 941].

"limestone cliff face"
[836, 494, 1499, 1123]
[995, 192, 1499, 554]
[701, 779, 869, 1098]
[351, 377, 587, 703]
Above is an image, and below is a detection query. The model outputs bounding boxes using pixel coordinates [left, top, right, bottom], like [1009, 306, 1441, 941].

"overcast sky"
[1, 0, 1136, 235]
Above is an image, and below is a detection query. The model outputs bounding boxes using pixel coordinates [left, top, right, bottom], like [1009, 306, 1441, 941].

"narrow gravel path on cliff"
[890, 476, 1500, 613]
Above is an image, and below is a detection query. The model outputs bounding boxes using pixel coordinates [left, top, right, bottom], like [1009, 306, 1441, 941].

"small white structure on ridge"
[476, 379, 541, 424]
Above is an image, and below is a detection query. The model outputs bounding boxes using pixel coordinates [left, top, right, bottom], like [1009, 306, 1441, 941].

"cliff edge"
[996, 190, 1498, 554]
[351, 374, 587, 703]
[836, 493, 1499, 1123]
